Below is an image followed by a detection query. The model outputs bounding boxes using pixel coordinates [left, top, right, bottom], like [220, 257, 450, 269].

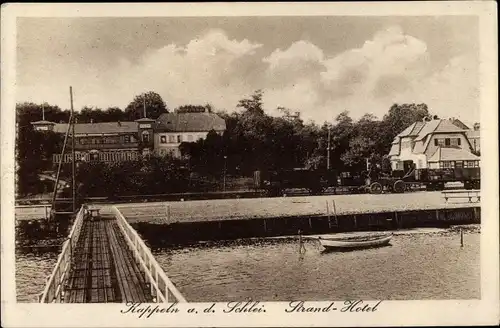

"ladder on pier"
[39, 205, 186, 303]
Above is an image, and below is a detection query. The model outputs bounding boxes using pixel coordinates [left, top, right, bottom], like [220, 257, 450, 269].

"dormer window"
[142, 131, 150, 143]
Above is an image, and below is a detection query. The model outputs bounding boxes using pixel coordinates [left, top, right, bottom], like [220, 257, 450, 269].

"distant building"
[32, 120, 56, 132]
[388, 118, 480, 171]
[51, 118, 155, 164]
[154, 110, 226, 157]
[466, 122, 480, 153]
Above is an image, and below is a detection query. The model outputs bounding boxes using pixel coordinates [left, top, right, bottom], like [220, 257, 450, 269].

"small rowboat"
[318, 233, 393, 251]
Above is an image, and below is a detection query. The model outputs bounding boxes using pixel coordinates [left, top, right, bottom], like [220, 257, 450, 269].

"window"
[177, 135, 182, 143]
[124, 135, 130, 143]
[440, 161, 455, 168]
[455, 161, 463, 168]
[445, 138, 450, 146]
[142, 131, 150, 143]
[160, 135, 167, 144]
[169, 135, 176, 143]
[464, 160, 479, 168]
[458, 138, 461, 146]
[450, 138, 458, 147]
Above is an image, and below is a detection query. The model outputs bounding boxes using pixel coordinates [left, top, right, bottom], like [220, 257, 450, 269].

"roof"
[450, 118, 470, 130]
[31, 120, 55, 125]
[396, 121, 425, 137]
[155, 112, 226, 133]
[53, 121, 138, 135]
[428, 147, 480, 162]
[466, 130, 480, 139]
[415, 119, 466, 141]
[388, 143, 400, 157]
[412, 140, 427, 154]
[135, 117, 155, 123]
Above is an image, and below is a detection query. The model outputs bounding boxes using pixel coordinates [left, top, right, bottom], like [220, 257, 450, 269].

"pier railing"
[111, 206, 187, 303]
[38, 206, 85, 303]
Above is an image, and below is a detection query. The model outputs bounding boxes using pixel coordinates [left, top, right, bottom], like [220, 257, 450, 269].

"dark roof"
[53, 121, 138, 135]
[450, 118, 470, 130]
[155, 112, 226, 132]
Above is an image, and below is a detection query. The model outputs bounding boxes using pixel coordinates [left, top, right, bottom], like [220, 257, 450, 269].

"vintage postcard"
[1, 2, 498, 327]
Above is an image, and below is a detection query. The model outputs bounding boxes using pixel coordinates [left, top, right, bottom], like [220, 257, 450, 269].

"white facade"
[389, 119, 477, 171]
[154, 131, 214, 157]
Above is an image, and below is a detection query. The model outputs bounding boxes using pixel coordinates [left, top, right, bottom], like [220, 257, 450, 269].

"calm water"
[16, 230, 480, 302]
[16, 250, 59, 302]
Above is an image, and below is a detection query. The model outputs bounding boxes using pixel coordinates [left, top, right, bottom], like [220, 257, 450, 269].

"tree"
[125, 91, 168, 120]
[380, 103, 432, 148]
[176, 104, 212, 113]
[237, 90, 265, 116]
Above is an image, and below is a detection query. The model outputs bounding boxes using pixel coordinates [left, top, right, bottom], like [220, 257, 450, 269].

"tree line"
[16, 89, 433, 197]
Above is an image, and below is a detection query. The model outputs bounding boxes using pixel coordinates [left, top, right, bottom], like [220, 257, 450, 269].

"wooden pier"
[39, 206, 186, 303]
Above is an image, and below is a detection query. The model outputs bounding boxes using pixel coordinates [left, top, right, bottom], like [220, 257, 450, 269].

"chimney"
[42, 103, 45, 121]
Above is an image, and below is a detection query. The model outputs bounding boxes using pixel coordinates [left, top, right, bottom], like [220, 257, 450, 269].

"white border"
[1, 2, 498, 327]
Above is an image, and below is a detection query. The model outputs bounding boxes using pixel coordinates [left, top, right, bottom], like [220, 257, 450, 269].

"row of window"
[77, 135, 138, 145]
[76, 132, 204, 145]
[438, 160, 479, 168]
[159, 134, 197, 144]
[434, 138, 461, 147]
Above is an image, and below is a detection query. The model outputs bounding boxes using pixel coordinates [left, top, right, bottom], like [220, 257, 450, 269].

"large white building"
[388, 118, 480, 172]
[153, 111, 226, 157]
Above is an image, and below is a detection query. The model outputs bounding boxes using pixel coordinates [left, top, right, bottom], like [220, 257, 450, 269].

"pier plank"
[52, 213, 154, 303]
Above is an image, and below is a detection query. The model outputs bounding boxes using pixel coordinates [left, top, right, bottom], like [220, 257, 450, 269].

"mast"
[327, 127, 331, 170]
[51, 100, 73, 217]
[70, 87, 76, 212]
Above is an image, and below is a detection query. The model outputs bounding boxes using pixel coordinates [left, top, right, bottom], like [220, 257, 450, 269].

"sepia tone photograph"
[1, 2, 498, 327]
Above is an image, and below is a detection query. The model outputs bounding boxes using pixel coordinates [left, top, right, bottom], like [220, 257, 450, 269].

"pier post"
[460, 228, 464, 247]
[326, 201, 331, 229]
[332, 200, 338, 227]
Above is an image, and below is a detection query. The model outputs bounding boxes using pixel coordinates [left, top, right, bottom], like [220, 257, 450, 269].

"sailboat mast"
[70, 87, 76, 212]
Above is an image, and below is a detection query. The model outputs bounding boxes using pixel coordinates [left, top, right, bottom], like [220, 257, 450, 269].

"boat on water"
[318, 233, 393, 251]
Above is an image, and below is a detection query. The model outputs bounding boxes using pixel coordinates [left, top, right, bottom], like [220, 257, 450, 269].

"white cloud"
[263, 40, 324, 70]
[17, 26, 478, 124]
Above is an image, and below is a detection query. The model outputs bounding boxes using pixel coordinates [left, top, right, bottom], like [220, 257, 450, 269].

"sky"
[16, 16, 480, 124]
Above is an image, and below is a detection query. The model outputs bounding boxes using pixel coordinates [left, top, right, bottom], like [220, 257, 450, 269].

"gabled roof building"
[388, 118, 480, 171]
[154, 111, 226, 157]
